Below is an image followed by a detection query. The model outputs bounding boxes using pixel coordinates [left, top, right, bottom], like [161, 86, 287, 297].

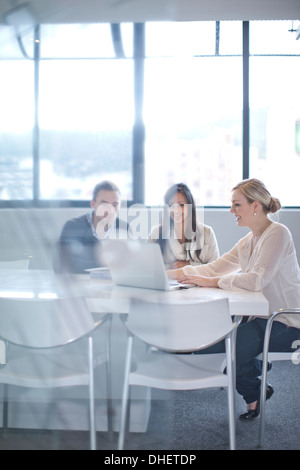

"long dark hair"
[157, 183, 201, 261]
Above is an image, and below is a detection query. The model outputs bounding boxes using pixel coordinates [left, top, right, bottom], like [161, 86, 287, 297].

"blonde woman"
[168, 178, 300, 420]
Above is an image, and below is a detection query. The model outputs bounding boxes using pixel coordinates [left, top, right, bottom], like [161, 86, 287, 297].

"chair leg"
[0, 340, 6, 365]
[2, 384, 8, 430]
[259, 317, 274, 448]
[105, 316, 113, 434]
[88, 336, 96, 451]
[118, 335, 133, 451]
[225, 335, 235, 450]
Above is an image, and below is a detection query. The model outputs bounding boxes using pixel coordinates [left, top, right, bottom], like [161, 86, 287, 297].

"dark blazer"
[53, 213, 128, 274]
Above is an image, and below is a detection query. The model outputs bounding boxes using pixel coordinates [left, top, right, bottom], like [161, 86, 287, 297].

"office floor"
[0, 361, 299, 451]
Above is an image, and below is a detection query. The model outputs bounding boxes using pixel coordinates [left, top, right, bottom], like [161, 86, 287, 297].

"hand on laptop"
[167, 268, 184, 280]
[168, 260, 190, 270]
[177, 274, 220, 288]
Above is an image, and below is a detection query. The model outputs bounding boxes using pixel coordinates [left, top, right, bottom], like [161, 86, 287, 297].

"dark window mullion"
[133, 23, 145, 204]
[33, 25, 40, 202]
[242, 21, 250, 180]
[215, 21, 220, 56]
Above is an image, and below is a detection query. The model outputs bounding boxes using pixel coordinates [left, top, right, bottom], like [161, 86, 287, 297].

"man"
[54, 181, 128, 273]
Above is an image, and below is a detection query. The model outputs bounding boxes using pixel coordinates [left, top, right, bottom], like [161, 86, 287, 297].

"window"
[144, 21, 243, 206]
[0, 23, 134, 202]
[0, 19, 299, 207]
[0, 53, 34, 199]
[249, 21, 300, 206]
[40, 24, 134, 201]
[39, 59, 133, 200]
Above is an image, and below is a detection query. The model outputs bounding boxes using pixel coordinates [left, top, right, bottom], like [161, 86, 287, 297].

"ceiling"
[0, 0, 299, 25]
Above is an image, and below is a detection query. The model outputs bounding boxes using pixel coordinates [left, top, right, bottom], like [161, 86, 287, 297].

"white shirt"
[149, 223, 219, 266]
[183, 222, 300, 329]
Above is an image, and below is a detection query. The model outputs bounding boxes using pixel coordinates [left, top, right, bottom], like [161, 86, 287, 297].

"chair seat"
[0, 351, 106, 389]
[129, 353, 228, 390]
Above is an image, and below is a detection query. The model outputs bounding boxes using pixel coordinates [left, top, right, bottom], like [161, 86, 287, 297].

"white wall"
[0, 207, 299, 269]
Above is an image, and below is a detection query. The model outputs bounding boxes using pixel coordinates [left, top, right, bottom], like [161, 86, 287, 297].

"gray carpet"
[0, 361, 299, 450]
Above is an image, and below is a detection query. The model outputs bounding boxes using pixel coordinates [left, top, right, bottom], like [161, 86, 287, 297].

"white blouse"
[149, 223, 219, 266]
[182, 222, 300, 329]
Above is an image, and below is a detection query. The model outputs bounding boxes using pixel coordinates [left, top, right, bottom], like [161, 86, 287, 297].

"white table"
[0, 270, 268, 316]
[0, 270, 269, 432]
[85, 282, 269, 318]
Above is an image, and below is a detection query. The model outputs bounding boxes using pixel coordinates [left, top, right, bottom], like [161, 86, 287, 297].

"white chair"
[118, 297, 239, 450]
[0, 258, 30, 269]
[259, 308, 300, 448]
[0, 296, 111, 450]
[0, 258, 30, 365]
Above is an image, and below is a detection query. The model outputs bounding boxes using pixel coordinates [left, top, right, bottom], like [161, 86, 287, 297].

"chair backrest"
[0, 259, 29, 269]
[127, 297, 233, 352]
[0, 297, 96, 348]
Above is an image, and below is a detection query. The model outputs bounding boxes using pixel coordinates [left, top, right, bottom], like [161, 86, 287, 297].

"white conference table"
[0, 269, 269, 317]
[0, 269, 269, 433]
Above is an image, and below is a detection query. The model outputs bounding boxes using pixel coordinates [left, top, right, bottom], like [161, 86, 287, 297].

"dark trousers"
[197, 318, 300, 404]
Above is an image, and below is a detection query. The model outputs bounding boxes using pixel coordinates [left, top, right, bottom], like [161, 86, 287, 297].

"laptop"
[98, 240, 194, 291]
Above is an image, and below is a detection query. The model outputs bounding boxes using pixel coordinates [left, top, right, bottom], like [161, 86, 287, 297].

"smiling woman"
[230, 179, 281, 232]
[168, 179, 294, 292]
[168, 177, 300, 419]
[149, 182, 219, 269]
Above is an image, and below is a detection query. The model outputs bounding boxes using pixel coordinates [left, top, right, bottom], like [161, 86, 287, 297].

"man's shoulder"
[60, 213, 91, 238]
[64, 213, 89, 227]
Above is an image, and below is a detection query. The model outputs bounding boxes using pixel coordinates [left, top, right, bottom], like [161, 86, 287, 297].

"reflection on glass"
[38, 293, 58, 299]
[0, 292, 35, 299]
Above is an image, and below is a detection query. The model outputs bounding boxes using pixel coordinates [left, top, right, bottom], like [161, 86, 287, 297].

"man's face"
[91, 189, 120, 231]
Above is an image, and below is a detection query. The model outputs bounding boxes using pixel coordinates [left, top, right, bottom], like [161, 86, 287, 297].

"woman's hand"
[169, 260, 190, 270]
[167, 268, 184, 280]
[177, 274, 220, 288]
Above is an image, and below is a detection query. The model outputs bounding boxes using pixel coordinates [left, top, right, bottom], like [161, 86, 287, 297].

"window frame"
[0, 20, 299, 209]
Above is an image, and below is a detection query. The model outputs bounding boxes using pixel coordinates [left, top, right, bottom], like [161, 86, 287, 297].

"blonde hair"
[232, 178, 281, 214]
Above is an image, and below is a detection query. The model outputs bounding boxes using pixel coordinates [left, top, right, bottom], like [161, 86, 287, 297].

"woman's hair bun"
[269, 196, 281, 213]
